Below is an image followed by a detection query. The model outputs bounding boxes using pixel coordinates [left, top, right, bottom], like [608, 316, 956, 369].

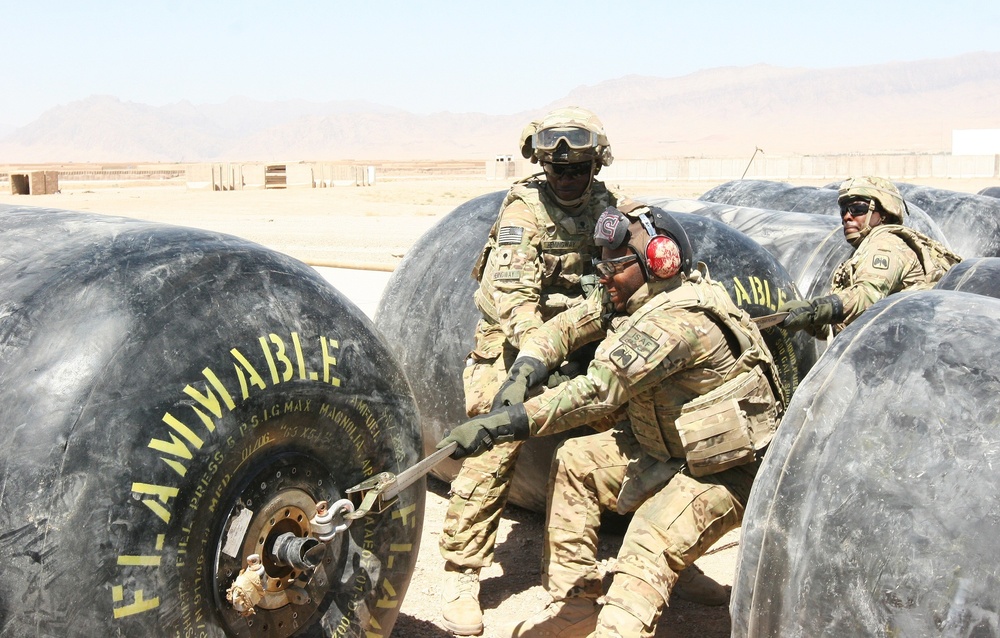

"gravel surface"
[392, 477, 738, 638]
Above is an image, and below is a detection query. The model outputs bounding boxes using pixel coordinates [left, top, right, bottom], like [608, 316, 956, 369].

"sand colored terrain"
[2, 174, 995, 269]
[0, 174, 996, 637]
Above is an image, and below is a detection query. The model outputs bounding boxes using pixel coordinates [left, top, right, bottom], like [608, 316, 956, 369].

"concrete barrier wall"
[598, 154, 1000, 182]
[8, 171, 59, 195]
[180, 154, 1000, 190]
[186, 162, 378, 189]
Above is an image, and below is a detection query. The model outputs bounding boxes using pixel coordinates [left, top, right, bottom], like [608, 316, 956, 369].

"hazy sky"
[2, 0, 998, 134]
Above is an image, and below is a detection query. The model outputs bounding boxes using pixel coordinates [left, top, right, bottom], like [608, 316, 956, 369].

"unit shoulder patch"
[609, 343, 639, 370]
[619, 327, 659, 359]
[872, 254, 890, 270]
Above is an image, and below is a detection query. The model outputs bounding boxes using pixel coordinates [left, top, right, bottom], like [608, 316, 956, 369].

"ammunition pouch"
[675, 367, 778, 477]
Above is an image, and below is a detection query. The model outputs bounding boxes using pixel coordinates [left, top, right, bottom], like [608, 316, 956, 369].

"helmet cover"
[838, 176, 907, 223]
[528, 106, 613, 166]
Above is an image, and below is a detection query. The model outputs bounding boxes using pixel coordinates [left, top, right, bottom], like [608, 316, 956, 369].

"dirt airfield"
[0, 173, 996, 637]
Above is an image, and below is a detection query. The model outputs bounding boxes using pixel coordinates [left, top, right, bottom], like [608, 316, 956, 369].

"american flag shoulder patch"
[498, 226, 525, 245]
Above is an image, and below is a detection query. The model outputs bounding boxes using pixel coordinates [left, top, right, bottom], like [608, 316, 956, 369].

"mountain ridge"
[2, 51, 998, 163]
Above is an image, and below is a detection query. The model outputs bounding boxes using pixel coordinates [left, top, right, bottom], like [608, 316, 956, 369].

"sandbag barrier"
[374, 192, 810, 513]
[0, 205, 422, 637]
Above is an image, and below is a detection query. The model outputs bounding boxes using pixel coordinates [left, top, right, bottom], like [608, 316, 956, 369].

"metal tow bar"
[751, 312, 789, 329]
[344, 441, 458, 520]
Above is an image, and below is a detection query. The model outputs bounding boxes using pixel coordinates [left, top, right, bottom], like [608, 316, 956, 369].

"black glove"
[491, 356, 547, 410]
[779, 294, 844, 332]
[436, 405, 530, 459]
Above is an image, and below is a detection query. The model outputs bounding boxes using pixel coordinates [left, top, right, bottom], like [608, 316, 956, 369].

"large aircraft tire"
[0, 206, 422, 637]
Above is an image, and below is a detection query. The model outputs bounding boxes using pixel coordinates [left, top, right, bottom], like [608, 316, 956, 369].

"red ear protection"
[645, 234, 682, 279]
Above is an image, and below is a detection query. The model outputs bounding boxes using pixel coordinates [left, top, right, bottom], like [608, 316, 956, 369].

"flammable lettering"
[731, 276, 789, 311]
[146, 331, 341, 480]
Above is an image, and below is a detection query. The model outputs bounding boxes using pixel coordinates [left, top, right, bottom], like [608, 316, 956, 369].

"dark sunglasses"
[840, 200, 874, 217]
[545, 162, 592, 178]
[594, 254, 638, 277]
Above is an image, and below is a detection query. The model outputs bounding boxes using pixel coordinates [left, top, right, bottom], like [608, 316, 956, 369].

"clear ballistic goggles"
[533, 126, 599, 151]
[593, 254, 638, 278]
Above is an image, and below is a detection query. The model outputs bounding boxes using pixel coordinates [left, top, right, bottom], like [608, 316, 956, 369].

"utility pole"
[741, 147, 764, 180]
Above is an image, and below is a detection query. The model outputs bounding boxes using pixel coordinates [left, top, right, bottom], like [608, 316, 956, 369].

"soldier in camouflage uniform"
[438, 206, 785, 638]
[440, 108, 728, 636]
[778, 176, 962, 337]
[438, 106, 623, 636]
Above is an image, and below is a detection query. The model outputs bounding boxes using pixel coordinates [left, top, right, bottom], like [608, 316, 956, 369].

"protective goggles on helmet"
[593, 253, 638, 278]
[533, 126, 599, 151]
[840, 198, 875, 217]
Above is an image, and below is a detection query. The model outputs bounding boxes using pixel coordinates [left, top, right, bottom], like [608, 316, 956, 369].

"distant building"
[952, 129, 1000, 155]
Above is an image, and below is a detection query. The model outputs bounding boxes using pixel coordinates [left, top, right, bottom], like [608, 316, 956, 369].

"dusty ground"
[393, 477, 739, 638]
[1, 173, 995, 637]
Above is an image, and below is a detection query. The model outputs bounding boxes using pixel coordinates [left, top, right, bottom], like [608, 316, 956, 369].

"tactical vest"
[471, 176, 624, 324]
[832, 225, 963, 292]
[624, 274, 785, 476]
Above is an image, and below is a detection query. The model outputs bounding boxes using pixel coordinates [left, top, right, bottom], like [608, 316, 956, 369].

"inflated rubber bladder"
[732, 289, 1000, 637]
[0, 205, 422, 637]
[641, 196, 852, 307]
[935, 256, 1000, 299]
[895, 183, 1000, 258]
[375, 191, 812, 513]
[698, 179, 949, 246]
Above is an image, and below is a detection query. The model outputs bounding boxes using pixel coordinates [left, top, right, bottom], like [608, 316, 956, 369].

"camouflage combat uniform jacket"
[463, 174, 630, 415]
[515, 266, 784, 627]
[828, 224, 962, 336]
[518, 265, 783, 472]
[441, 175, 633, 570]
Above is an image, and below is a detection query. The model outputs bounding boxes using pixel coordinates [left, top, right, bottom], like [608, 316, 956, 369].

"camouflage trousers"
[439, 440, 524, 568]
[545, 427, 759, 627]
[441, 338, 605, 569]
[440, 347, 518, 568]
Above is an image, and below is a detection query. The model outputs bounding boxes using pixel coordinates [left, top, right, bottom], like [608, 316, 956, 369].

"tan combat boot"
[670, 563, 730, 606]
[588, 601, 655, 638]
[441, 563, 484, 636]
[507, 597, 600, 638]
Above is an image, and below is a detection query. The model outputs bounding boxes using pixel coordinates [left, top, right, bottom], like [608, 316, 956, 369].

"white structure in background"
[953, 129, 1000, 155]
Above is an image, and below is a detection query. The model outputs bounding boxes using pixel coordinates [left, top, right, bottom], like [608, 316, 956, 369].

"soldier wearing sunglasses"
[438, 108, 725, 635]
[438, 205, 785, 638]
[778, 176, 962, 338]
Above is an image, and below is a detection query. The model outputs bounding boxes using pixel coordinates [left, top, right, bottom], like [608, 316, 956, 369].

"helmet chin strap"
[844, 200, 876, 247]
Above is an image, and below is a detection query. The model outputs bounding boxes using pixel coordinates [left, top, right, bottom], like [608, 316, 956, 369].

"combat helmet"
[521, 106, 613, 167]
[838, 176, 908, 224]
